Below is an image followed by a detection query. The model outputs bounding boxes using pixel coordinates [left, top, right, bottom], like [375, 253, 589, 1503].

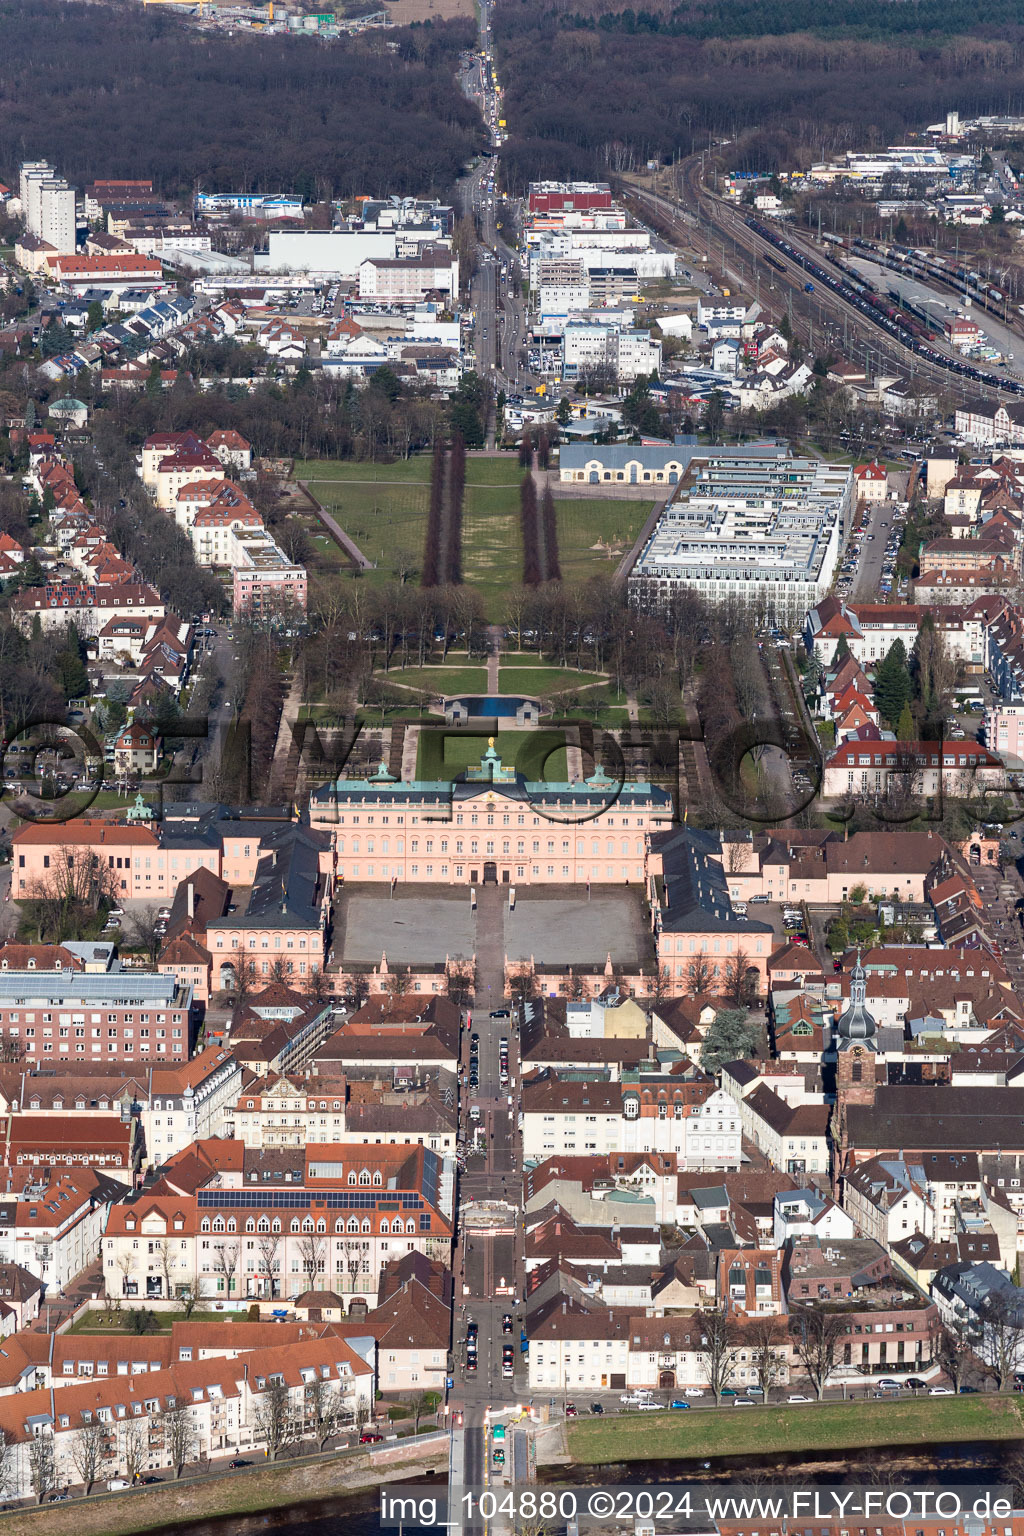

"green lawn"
[567, 1394, 1024, 1465]
[416, 727, 568, 783]
[67, 1308, 252, 1334]
[293, 459, 650, 620]
[499, 666, 608, 697]
[377, 665, 489, 696]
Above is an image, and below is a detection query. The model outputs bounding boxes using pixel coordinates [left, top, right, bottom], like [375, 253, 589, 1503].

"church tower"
[831, 951, 878, 1198]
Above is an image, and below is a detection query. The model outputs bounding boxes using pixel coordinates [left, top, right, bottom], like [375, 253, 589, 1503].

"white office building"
[628, 445, 854, 626]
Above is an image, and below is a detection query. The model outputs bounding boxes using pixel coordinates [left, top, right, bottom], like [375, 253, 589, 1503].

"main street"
[449, 884, 525, 1534]
[459, 0, 534, 399]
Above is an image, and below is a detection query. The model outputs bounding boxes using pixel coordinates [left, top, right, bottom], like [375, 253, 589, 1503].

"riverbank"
[565, 1394, 1024, 1465]
[0, 1438, 448, 1536]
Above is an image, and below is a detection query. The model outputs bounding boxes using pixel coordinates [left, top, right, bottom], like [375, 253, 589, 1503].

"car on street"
[929, 1386, 954, 1395]
[787, 1394, 811, 1403]
[228, 1459, 252, 1468]
[876, 1378, 902, 1391]
[502, 1314, 513, 1332]
[670, 1400, 691, 1410]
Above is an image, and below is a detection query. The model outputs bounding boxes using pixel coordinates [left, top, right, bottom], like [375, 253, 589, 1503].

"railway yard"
[625, 154, 1024, 408]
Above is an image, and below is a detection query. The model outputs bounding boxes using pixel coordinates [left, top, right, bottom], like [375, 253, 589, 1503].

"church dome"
[837, 951, 877, 1047]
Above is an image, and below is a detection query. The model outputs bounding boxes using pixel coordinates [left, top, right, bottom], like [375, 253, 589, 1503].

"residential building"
[102, 1143, 453, 1306]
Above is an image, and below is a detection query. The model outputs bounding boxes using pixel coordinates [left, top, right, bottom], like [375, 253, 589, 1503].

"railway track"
[629, 160, 1013, 403]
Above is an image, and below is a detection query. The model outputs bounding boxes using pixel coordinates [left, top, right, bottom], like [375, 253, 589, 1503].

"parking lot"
[843, 500, 908, 603]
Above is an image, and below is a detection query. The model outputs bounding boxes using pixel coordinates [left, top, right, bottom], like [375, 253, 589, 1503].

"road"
[449, 887, 524, 1531]
[457, 0, 536, 400]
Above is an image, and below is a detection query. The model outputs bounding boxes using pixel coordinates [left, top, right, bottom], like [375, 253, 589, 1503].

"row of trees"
[6, 1373, 358, 1503]
[519, 476, 564, 588]
[422, 435, 466, 588]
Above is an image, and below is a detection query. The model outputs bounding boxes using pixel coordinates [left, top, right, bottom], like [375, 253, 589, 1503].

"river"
[142, 1441, 1020, 1536]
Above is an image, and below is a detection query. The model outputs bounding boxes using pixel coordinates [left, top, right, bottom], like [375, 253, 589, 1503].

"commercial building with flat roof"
[627, 445, 854, 627]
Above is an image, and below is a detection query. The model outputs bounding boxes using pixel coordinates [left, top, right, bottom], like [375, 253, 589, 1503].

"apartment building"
[358, 246, 458, 302]
[0, 1335, 372, 1495]
[821, 739, 1005, 799]
[10, 582, 164, 636]
[19, 162, 77, 255]
[0, 964, 193, 1063]
[103, 1143, 453, 1306]
[231, 531, 308, 617]
[521, 1073, 742, 1169]
[0, 1169, 127, 1292]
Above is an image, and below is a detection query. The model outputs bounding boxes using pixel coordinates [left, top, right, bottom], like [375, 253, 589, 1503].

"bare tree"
[28, 1433, 57, 1504]
[934, 1315, 976, 1393]
[749, 1316, 788, 1402]
[298, 1235, 325, 1290]
[685, 955, 716, 996]
[698, 1307, 740, 1405]
[127, 903, 164, 962]
[70, 1421, 108, 1495]
[0, 1430, 14, 1499]
[253, 1378, 296, 1461]
[210, 1240, 239, 1303]
[227, 944, 257, 1003]
[304, 1374, 342, 1451]
[118, 1418, 146, 1486]
[979, 1295, 1024, 1391]
[160, 1399, 196, 1479]
[115, 1251, 137, 1300]
[722, 949, 756, 1008]
[788, 1306, 848, 1400]
[154, 1239, 179, 1303]
[445, 959, 477, 1010]
[23, 845, 117, 944]
[256, 1233, 281, 1300]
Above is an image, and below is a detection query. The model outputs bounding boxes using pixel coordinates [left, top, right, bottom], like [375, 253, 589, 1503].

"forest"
[493, 0, 1024, 187]
[0, 0, 483, 199]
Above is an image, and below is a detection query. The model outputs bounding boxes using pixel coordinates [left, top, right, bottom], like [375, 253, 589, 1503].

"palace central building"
[309, 742, 673, 887]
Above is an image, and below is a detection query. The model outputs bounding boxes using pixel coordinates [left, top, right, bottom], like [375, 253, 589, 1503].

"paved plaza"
[335, 883, 650, 968]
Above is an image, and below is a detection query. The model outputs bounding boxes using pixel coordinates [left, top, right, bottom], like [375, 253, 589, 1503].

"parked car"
[589, 1402, 604, 1415]
[360, 1432, 384, 1444]
[787, 1394, 811, 1403]
[565, 1403, 577, 1417]
[227, 1459, 251, 1468]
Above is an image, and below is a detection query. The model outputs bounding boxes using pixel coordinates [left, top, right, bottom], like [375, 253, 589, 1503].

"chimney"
[187, 884, 194, 920]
